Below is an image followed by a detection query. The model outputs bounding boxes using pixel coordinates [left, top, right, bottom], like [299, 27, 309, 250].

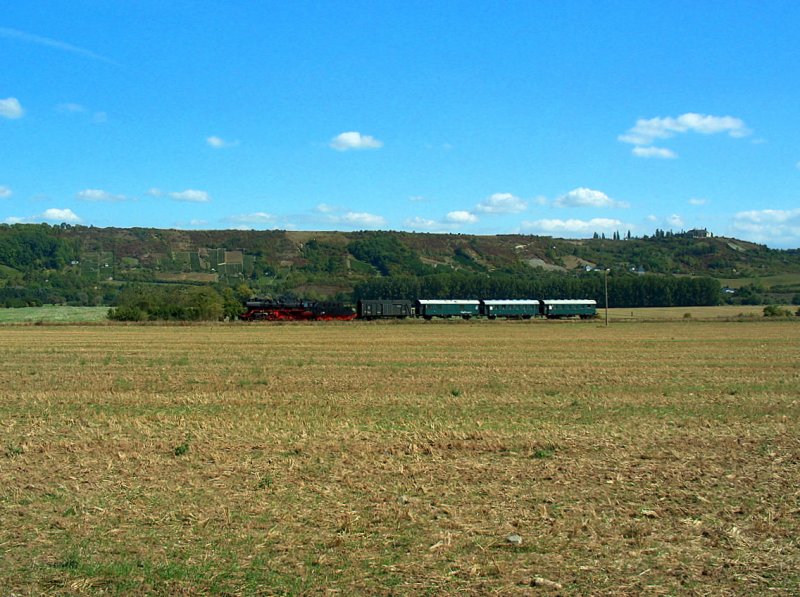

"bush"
[763, 304, 792, 318]
[109, 284, 225, 321]
[108, 306, 148, 321]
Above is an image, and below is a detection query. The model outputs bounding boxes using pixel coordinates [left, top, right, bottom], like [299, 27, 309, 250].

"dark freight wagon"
[414, 299, 481, 319]
[540, 299, 597, 318]
[480, 299, 540, 319]
[356, 299, 414, 319]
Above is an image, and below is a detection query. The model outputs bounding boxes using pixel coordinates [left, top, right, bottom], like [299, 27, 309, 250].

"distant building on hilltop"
[682, 228, 712, 239]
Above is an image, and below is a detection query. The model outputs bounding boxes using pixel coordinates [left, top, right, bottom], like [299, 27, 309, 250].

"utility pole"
[604, 268, 610, 327]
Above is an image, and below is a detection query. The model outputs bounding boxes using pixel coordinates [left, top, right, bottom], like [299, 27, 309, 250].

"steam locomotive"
[240, 298, 357, 321]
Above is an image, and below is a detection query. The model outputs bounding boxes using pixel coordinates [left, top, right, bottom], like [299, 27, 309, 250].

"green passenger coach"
[541, 299, 597, 319]
[480, 299, 540, 319]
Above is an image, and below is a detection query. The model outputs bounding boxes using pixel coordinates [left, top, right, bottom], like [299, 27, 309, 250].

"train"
[358, 298, 596, 320]
[241, 297, 597, 321]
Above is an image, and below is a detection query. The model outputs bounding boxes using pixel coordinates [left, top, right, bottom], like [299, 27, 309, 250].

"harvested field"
[1, 321, 798, 595]
[606, 305, 779, 321]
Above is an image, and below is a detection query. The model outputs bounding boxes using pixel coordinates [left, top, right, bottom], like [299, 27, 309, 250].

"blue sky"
[2, 1, 799, 247]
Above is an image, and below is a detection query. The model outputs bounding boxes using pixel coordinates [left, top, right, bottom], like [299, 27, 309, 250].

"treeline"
[0, 284, 108, 308]
[354, 272, 721, 308]
[0, 224, 78, 270]
[108, 284, 247, 321]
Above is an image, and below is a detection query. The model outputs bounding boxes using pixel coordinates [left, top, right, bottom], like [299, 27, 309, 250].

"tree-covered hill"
[1, 223, 799, 311]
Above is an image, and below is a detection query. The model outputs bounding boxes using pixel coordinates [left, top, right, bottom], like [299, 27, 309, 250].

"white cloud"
[555, 187, 627, 208]
[475, 192, 527, 214]
[0, 97, 24, 119]
[632, 146, 677, 159]
[0, 186, 11, 198]
[225, 212, 275, 225]
[151, 188, 211, 202]
[666, 214, 684, 228]
[3, 216, 24, 224]
[329, 131, 383, 151]
[689, 198, 707, 206]
[309, 204, 386, 227]
[169, 189, 210, 202]
[404, 216, 438, 230]
[77, 188, 126, 202]
[206, 136, 238, 149]
[340, 212, 387, 227]
[445, 211, 478, 224]
[734, 209, 800, 225]
[42, 208, 81, 223]
[619, 112, 750, 146]
[732, 209, 800, 246]
[522, 217, 625, 234]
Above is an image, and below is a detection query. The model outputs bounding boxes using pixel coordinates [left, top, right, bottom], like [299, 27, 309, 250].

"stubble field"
[1, 320, 798, 595]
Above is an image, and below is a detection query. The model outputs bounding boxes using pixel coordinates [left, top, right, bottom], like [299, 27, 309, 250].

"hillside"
[1, 223, 799, 308]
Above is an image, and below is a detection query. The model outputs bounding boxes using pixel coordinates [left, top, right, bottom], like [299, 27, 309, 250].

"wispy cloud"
[76, 188, 126, 202]
[0, 27, 117, 65]
[0, 186, 11, 198]
[311, 204, 387, 228]
[329, 131, 383, 151]
[632, 146, 677, 159]
[403, 209, 480, 231]
[57, 103, 86, 114]
[689, 198, 708, 206]
[555, 187, 627, 209]
[225, 212, 275, 226]
[732, 208, 800, 245]
[522, 217, 626, 234]
[475, 192, 527, 214]
[169, 189, 210, 202]
[404, 216, 439, 230]
[206, 136, 239, 149]
[339, 212, 386, 227]
[0, 97, 24, 119]
[666, 214, 684, 228]
[57, 103, 108, 124]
